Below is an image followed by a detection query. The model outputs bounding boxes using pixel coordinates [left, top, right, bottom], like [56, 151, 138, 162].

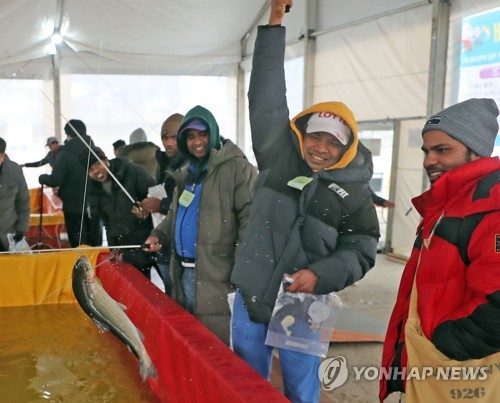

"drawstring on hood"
[290, 101, 359, 171]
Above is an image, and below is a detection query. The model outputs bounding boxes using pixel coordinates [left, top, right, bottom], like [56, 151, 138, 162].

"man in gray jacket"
[230, 1, 380, 402]
[0, 137, 30, 251]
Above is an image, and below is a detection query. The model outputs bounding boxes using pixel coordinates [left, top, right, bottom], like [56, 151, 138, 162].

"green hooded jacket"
[151, 105, 257, 344]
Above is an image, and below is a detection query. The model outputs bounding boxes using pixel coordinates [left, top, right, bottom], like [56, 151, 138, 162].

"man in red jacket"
[380, 98, 500, 401]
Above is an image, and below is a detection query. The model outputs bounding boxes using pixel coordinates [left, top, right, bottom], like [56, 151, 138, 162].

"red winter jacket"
[380, 157, 500, 401]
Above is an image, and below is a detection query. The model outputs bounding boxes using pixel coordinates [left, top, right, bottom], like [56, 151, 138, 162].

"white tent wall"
[313, 3, 432, 120]
[389, 119, 426, 258]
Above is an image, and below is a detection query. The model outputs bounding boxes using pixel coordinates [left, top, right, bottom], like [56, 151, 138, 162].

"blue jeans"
[231, 290, 320, 403]
[158, 263, 172, 296]
[181, 268, 196, 313]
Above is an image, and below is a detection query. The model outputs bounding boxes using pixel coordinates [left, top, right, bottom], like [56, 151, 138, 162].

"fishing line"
[34, 253, 118, 305]
[0, 244, 144, 255]
[37, 93, 140, 207]
[77, 138, 93, 253]
[61, 40, 156, 133]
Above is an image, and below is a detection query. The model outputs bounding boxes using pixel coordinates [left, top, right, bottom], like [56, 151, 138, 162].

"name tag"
[287, 176, 313, 191]
[179, 189, 195, 207]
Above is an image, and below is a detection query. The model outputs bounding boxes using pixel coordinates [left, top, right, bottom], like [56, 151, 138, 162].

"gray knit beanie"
[422, 98, 499, 157]
[129, 128, 147, 144]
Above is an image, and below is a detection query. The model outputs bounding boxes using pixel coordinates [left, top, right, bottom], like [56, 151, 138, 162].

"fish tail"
[140, 361, 158, 381]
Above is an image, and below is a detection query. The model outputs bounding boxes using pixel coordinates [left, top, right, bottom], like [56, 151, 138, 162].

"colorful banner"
[459, 7, 500, 152]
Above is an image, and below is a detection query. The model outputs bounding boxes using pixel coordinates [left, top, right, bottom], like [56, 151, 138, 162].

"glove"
[38, 174, 48, 185]
[13, 231, 24, 243]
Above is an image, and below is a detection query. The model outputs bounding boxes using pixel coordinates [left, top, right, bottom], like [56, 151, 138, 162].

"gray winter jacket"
[230, 25, 380, 324]
[0, 157, 30, 250]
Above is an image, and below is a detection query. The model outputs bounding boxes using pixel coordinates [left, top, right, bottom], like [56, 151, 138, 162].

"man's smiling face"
[421, 130, 480, 185]
[302, 131, 345, 170]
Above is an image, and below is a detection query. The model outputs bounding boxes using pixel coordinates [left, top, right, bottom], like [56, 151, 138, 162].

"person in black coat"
[39, 120, 102, 247]
[80, 146, 157, 277]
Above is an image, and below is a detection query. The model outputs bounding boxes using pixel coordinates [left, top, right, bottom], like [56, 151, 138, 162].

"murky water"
[0, 304, 159, 402]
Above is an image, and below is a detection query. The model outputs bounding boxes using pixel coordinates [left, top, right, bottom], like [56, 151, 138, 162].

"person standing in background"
[112, 139, 126, 157]
[137, 113, 187, 295]
[39, 119, 102, 247]
[22, 136, 63, 169]
[121, 128, 161, 182]
[0, 137, 30, 251]
[369, 186, 395, 208]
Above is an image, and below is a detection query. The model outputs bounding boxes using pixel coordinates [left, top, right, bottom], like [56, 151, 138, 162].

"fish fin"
[117, 302, 128, 311]
[136, 328, 145, 341]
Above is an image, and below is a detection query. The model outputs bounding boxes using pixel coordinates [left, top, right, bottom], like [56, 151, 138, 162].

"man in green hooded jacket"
[143, 105, 256, 345]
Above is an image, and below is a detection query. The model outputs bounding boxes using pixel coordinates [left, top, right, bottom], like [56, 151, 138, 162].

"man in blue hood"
[143, 105, 256, 345]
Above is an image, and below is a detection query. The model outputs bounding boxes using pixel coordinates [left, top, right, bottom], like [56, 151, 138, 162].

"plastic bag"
[265, 278, 342, 357]
[7, 233, 32, 253]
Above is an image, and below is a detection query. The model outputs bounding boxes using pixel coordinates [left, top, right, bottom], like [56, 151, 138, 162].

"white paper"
[148, 184, 167, 227]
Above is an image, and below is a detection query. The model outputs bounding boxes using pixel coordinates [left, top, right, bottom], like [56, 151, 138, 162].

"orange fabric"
[95, 253, 289, 403]
[0, 249, 100, 307]
[29, 213, 65, 226]
[29, 187, 63, 214]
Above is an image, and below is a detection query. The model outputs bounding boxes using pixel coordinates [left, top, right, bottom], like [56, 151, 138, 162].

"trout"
[72, 255, 157, 380]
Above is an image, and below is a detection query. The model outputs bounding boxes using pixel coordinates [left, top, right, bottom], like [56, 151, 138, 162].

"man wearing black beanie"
[39, 119, 102, 247]
[80, 146, 157, 278]
[381, 98, 500, 401]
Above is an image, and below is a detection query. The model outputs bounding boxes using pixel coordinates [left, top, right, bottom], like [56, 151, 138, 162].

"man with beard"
[380, 98, 500, 402]
[136, 113, 187, 295]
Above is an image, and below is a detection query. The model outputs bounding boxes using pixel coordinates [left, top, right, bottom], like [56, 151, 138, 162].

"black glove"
[13, 231, 24, 243]
[38, 174, 48, 185]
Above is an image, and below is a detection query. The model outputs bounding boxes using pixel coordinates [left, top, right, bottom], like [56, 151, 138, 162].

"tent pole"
[52, 54, 62, 141]
[52, 0, 65, 142]
[423, 0, 450, 192]
[426, 0, 450, 116]
[303, 0, 317, 109]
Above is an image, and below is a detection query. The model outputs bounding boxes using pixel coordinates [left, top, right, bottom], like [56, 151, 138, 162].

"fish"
[72, 255, 157, 380]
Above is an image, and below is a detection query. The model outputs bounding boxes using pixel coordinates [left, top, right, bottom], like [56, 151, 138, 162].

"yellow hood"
[290, 101, 358, 170]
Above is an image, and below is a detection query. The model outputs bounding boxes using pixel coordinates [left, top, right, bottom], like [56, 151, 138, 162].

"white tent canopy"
[1, 0, 269, 77]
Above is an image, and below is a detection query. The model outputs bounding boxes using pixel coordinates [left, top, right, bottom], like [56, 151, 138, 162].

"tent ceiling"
[0, 0, 268, 79]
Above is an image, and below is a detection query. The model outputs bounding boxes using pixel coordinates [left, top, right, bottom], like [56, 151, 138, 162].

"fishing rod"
[4, 57, 144, 210]
[57, 117, 142, 209]
[0, 244, 152, 255]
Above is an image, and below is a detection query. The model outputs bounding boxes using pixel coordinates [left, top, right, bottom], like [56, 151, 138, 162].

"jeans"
[231, 290, 320, 403]
[158, 263, 172, 296]
[181, 268, 196, 313]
